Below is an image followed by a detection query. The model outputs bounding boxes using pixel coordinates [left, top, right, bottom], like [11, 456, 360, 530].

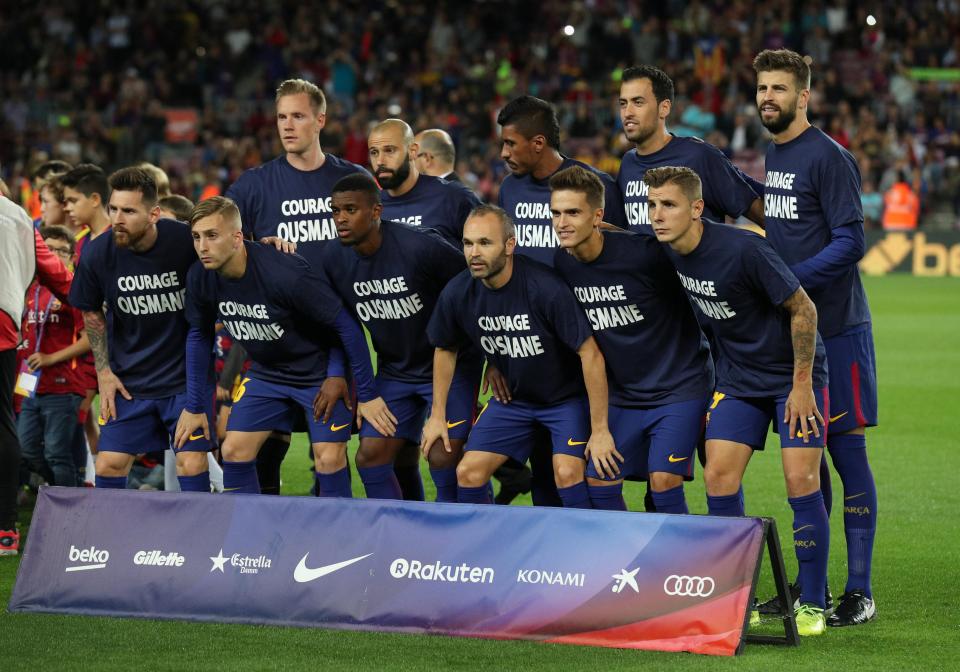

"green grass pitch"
[2, 274, 958, 670]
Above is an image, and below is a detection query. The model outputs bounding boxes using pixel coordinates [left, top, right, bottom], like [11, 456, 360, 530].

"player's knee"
[784, 468, 819, 498]
[456, 460, 488, 488]
[649, 471, 682, 492]
[315, 444, 347, 472]
[703, 463, 739, 495]
[553, 462, 584, 489]
[95, 454, 131, 478]
[176, 451, 209, 476]
[427, 443, 462, 470]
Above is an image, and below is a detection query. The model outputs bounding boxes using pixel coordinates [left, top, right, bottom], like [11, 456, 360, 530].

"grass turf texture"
[2, 274, 958, 670]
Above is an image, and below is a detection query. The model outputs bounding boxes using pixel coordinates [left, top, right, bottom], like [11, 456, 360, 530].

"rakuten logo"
[134, 550, 186, 567]
[66, 544, 109, 572]
[389, 558, 494, 584]
[516, 569, 585, 588]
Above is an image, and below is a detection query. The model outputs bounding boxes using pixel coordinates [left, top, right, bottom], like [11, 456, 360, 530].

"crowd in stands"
[1, 0, 959, 228]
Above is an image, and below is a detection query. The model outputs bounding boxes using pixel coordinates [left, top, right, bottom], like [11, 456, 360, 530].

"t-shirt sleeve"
[225, 172, 260, 239]
[275, 254, 343, 326]
[601, 173, 628, 229]
[818, 157, 864, 229]
[744, 237, 801, 307]
[67, 243, 104, 312]
[184, 263, 218, 335]
[427, 280, 470, 349]
[421, 231, 466, 288]
[541, 278, 593, 352]
[700, 145, 761, 219]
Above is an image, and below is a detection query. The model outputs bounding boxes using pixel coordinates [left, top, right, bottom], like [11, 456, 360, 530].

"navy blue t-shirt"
[763, 126, 871, 337]
[381, 174, 482, 247]
[225, 154, 372, 268]
[428, 256, 592, 404]
[321, 220, 475, 383]
[498, 156, 626, 266]
[554, 230, 714, 406]
[68, 219, 198, 398]
[185, 242, 345, 387]
[618, 135, 759, 233]
[661, 220, 827, 397]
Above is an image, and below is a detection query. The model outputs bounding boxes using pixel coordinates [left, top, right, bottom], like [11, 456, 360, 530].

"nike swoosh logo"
[447, 420, 467, 429]
[294, 553, 373, 583]
[845, 492, 866, 501]
[793, 524, 813, 534]
[330, 423, 350, 432]
[667, 454, 688, 463]
[188, 432, 205, 441]
[567, 439, 587, 446]
[829, 411, 848, 423]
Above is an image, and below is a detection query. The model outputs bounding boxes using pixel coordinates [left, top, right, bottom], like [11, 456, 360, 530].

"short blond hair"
[189, 196, 242, 230]
[642, 166, 703, 203]
[276, 79, 326, 114]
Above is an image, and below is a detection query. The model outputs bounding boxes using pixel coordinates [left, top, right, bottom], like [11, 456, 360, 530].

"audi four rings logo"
[663, 574, 715, 597]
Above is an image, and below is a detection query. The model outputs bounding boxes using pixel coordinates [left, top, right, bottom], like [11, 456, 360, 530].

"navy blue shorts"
[588, 396, 709, 481]
[705, 388, 829, 450]
[824, 324, 878, 435]
[465, 397, 590, 462]
[226, 376, 352, 444]
[98, 387, 215, 455]
[359, 371, 478, 443]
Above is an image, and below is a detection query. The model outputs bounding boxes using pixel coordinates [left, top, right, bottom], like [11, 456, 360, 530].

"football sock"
[221, 459, 260, 494]
[358, 464, 403, 499]
[94, 475, 127, 489]
[789, 490, 830, 609]
[587, 482, 627, 511]
[652, 484, 688, 514]
[828, 434, 876, 597]
[557, 482, 592, 509]
[429, 467, 458, 503]
[394, 463, 425, 501]
[315, 466, 353, 498]
[819, 451, 833, 516]
[177, 472, 210, 493]
[458, 483, 493, 504]
[255, 437, 289, 495]
[643, 482, 657, 512]
[707, 486, 744, 516]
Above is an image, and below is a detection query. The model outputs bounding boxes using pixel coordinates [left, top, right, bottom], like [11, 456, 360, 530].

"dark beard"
[376, 156, 411, 189]
[759, 105, 797, 135]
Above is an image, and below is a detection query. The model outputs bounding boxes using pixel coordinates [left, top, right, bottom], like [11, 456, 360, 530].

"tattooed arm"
[781, 287, 824, 443]
[83, 310, 132, 421]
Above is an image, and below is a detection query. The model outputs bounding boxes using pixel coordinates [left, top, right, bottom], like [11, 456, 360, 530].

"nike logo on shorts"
[446, 420, 467, 429]
[293, 553, 373, 583]
[667, 454, 688, 463]
[330, 423, 350, 432]
[829, 411, 848, 423]
[567, 438, 587, 446]
[188, 432, 205, 441]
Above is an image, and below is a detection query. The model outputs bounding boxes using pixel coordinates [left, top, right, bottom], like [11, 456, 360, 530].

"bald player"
[369, 119, 481, 247]
[413, 129, 460, 182]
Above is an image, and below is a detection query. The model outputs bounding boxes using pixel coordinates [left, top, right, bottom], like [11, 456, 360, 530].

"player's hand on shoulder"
[482, 365, 511, 404]
[586, 428, 623, 480]
[784, 385, 823, 444]
[260, 236, 296, 254]
[216, 385, 232, 402]
[420, 414, 452, 457]
[97, 368, 132, 422]
[357, 396, 398, 438]
[313, 376, 352, 422]
[174, 409, 210, 449]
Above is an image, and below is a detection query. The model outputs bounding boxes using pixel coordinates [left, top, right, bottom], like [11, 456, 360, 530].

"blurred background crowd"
[1, 0, 958, 229]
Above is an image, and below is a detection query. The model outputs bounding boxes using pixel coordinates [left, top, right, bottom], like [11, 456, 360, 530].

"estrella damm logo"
[232, 377, 251, 403]
[861, 231, 960, 276]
